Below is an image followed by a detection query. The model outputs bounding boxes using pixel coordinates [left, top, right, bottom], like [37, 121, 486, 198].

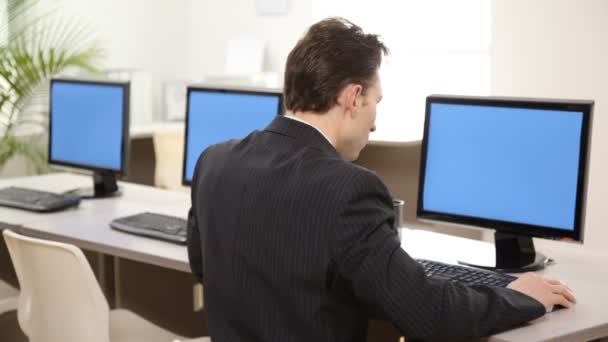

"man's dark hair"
[283, 17, 389, 114]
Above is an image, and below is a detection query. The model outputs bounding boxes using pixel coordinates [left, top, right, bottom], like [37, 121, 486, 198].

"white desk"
[1, 173, 607, 341]
[0, 173, 190, 272]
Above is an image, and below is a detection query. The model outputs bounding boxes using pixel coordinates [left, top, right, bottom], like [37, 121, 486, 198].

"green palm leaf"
[0, 0, 104, 174]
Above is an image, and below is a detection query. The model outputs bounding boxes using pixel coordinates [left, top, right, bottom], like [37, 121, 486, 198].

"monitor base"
[458, 253, 547, 273]
[67, 187, 122, 199]
[458, 232, 549, 273]
[65, 171, 121, 199]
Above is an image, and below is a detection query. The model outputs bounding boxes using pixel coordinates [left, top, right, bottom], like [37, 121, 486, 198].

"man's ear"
[337, 83, 363, 116]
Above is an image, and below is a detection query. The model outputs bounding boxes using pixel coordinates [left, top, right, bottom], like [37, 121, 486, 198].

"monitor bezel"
[416, 95, 593, 242]
[181, 84, 284, 186]
[48, 78, 130, 176]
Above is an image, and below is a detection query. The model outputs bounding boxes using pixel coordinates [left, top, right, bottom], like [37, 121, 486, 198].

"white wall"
[39, 0, 192, 122]
[186, 0, 312, 79]
[43, 0, 313, 119]
[491, 0, 608, 255]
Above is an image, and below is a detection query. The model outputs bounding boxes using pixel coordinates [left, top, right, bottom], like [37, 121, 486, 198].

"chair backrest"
[153, 130, 185, 190]
[3, 230, 110, 342]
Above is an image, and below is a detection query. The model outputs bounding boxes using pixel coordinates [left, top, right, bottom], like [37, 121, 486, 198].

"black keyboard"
[0, 186, 81, 212]
[110, 212, 187, 244]
[417, 259, 516, 287]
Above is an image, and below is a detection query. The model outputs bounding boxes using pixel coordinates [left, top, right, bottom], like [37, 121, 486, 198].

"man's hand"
[507, 272, 576, 312]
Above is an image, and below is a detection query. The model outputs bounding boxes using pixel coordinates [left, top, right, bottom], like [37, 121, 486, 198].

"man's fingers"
[553, 293, 574, 308]
[545, 278, 574, 292]
[549, 284, 577, 304]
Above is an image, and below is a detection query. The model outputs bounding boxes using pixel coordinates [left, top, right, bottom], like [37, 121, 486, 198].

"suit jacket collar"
[265, 115, 341, 158]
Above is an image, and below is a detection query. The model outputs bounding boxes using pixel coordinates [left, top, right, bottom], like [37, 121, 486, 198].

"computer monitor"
[49, 78, 130, 198]
[417, 95, 593, 272]
[182, 85, 283, 185]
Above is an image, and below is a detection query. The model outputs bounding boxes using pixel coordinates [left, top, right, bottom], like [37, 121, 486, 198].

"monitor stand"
[66, 170, 121, 199]
[458, 232, 548, 273]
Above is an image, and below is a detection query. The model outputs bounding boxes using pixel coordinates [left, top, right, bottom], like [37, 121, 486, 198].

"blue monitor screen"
[422, 103, 584, 231]
[184, 90, 281, 182]
[50, 81, 126, 172]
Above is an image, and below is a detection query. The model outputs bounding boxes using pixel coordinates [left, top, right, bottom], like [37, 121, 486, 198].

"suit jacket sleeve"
[187, 151, 206, 283]
[332, 171, 546, 341]
[187, 206, 203, 282]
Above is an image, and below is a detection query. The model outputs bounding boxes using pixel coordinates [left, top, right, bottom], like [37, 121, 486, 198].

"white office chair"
[153, 130, 186, 190]
[0, 278, 18, 315]
[2, 229, 210, 342]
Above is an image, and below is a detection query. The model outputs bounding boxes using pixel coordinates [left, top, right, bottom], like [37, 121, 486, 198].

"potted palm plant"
[0, 0, 103, 174]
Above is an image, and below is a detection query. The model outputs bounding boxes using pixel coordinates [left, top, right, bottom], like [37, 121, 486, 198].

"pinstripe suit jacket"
[187, 116, 545, 342]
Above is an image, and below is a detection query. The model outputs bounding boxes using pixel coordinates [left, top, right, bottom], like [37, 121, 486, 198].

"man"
[187, 17, 575, 341]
